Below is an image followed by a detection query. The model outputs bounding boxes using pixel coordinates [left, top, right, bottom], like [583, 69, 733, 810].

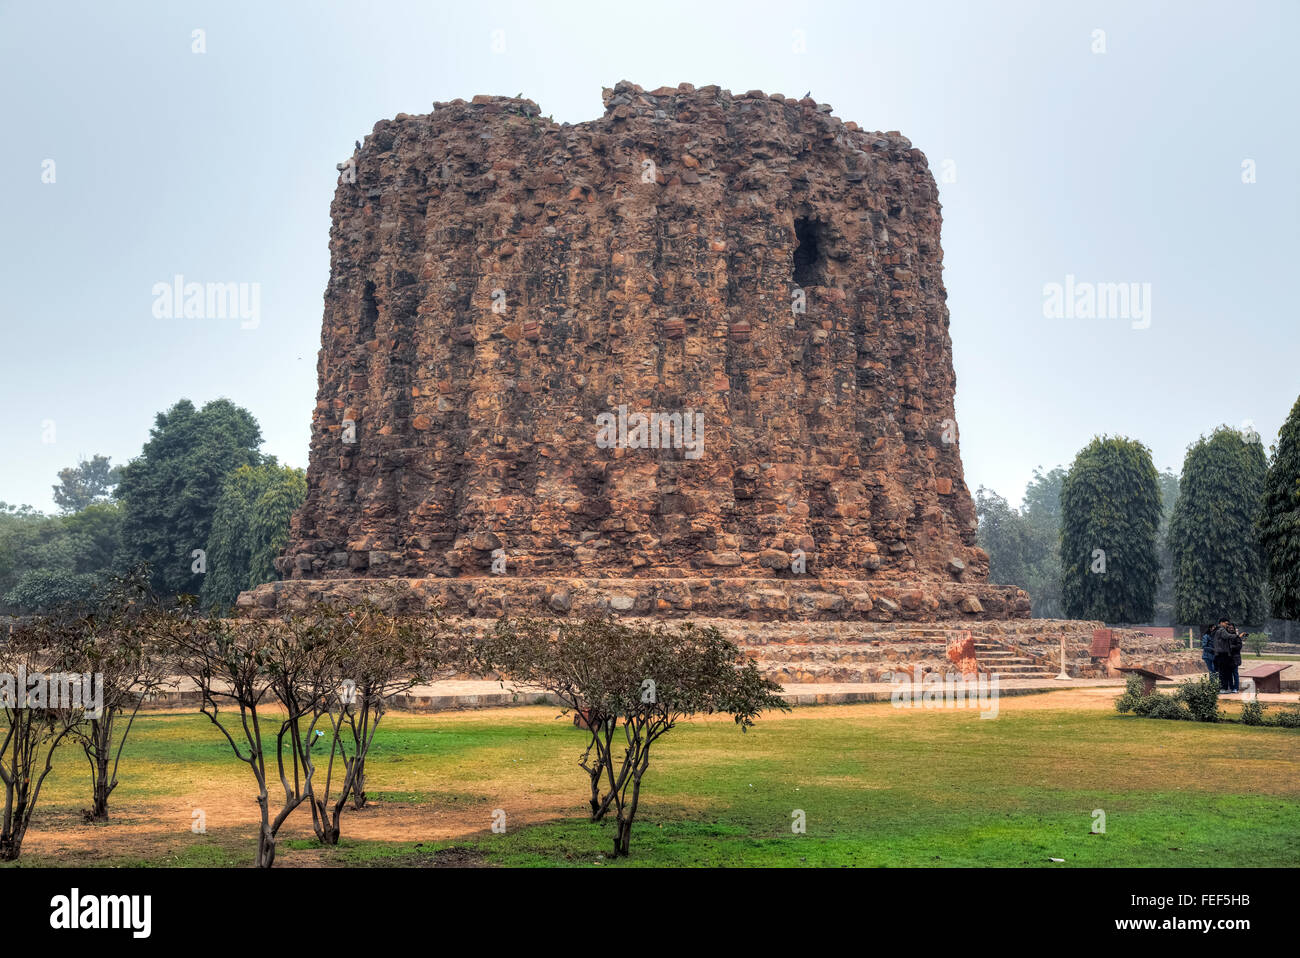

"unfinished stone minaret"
[240, 81, 1030, 623]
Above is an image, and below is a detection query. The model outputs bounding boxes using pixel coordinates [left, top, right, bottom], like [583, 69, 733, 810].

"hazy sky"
[2, 0, 1296, 512]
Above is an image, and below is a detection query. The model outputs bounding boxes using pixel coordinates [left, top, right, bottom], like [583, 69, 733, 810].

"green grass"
[4, 693, 1298, 868]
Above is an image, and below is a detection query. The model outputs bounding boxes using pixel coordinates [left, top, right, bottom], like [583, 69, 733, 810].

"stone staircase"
[742, 625, 963, 685]
[970, 638, 1057, 681]
[736, 627, 1084, 685]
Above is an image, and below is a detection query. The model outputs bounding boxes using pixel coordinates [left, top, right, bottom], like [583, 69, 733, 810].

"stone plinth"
[238, 575, 1029, 621]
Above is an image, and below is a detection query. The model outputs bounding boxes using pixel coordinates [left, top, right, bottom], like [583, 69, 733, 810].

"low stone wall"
[425, 615, 1201, 685]
[1006, 627, 1203, 679]
[237, 576, 1031, 623]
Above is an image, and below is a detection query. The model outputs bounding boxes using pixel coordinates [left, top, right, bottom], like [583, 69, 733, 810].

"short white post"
[1056, 634, 1071, 681]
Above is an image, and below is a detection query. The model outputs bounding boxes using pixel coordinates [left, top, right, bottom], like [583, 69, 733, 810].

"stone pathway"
[139, 661, 1300, 712]
[384, 674, 1300, 710]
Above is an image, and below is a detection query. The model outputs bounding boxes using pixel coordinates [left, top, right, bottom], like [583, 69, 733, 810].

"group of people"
[1200, 619, 1246, 693]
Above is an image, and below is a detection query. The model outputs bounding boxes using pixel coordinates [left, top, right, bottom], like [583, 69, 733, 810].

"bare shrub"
[476, 617, 787, 857]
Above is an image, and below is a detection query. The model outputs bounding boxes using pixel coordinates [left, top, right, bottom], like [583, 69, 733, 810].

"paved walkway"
[380, 674, 1300, 709]
[139, 660, 1300, 712]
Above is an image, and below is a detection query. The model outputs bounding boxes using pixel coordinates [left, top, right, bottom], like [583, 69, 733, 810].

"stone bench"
[1241, 663, 1289, 694]
[1116, 666, 1170, 696]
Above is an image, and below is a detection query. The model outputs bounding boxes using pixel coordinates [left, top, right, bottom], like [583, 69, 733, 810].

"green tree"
[1022, 466, 1066, 525]
[63, 501, 123, 573]
[200, 461, 307, 611]
[1060, 436, 1162, 623]
[1259, 395, 1300, 619]
[1021, 467, 1066, 618]
[115, 399, 264, 597]
[0, 504, 54, 604]
[4, 568, 101, 612]
[1168, 427, 1268, 626]
[975, 472, 1066, 619]
[51, 454, 122, 513]
[1153, 468, 1180, 626]
[0, 501, 122, 613]
[975, 487, 1033, 587]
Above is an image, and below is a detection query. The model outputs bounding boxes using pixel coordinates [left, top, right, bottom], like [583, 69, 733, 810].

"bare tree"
[477, 617, 788, 857]
[307, 600, 444, 844]
[163, 603, 338, 867]
[42, 569, 168, 821]
[0, 627, 84, 860]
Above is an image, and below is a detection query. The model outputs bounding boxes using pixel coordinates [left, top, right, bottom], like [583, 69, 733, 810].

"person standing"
[1201, 625, 1217, 674]
[1212, 618, 1235, 693]
[1230, 627, 1244, 693]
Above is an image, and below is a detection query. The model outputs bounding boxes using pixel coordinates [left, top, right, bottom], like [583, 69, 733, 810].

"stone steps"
[747, 643, 943, 663]
[734, 626, 967, 647]
[970, 638, 1056, 680]
[754, 657, 951, 684]
[741, 627, 1079, 684]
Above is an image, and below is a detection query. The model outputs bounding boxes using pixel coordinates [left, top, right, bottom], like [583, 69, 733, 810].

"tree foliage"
[975, 487, 1033, 587]
[115, 398, 264, 597]
[1060, 436, 1162, 623]
[1167, 427, 1268, 626]
[1021, 467, 1066, 618]
[1153, 469, 1180, 626]
[52, 455, 122, 514]
[200, 461, 307, 611]
[1259, 395, 1300, 619]
[1023, 465, 1066, 524]
[0, 501, 122, 613]
[974, 467, 1064, 618]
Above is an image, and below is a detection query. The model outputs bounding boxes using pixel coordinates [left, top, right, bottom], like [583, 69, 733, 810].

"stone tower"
[241, 81, 1029, 623]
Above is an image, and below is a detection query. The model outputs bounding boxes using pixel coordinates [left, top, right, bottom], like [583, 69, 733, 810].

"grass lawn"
[4, 689, 1297, 868]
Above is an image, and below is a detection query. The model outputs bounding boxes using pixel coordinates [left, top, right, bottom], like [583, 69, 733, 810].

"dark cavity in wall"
[792, 218, 826, 287]
[360, 281, 378, 338]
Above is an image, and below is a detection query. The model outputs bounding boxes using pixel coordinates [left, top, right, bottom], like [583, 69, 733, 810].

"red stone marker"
[1089, 629, 1115, 658]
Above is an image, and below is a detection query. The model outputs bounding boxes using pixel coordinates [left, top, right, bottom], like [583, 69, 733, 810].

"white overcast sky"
[2, 0, 1296, 511]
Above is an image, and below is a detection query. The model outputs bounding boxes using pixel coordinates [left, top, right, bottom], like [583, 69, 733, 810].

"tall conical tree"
[1259, 396, 1300, 619]
[1153, 469, 1180, 625]
[1060, 436, 1162, 623]
[1168, 427, 1268, 626]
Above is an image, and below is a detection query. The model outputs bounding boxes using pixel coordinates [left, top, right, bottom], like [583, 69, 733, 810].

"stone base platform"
[233, 575, 1202, 690]
[236, 575, 1031, 622]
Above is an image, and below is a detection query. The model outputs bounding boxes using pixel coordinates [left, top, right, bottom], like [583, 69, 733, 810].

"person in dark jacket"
[1201, 625, 1217, 674]
[1230, 628, 1244, 693]
[1212, 618, 1236, 693]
